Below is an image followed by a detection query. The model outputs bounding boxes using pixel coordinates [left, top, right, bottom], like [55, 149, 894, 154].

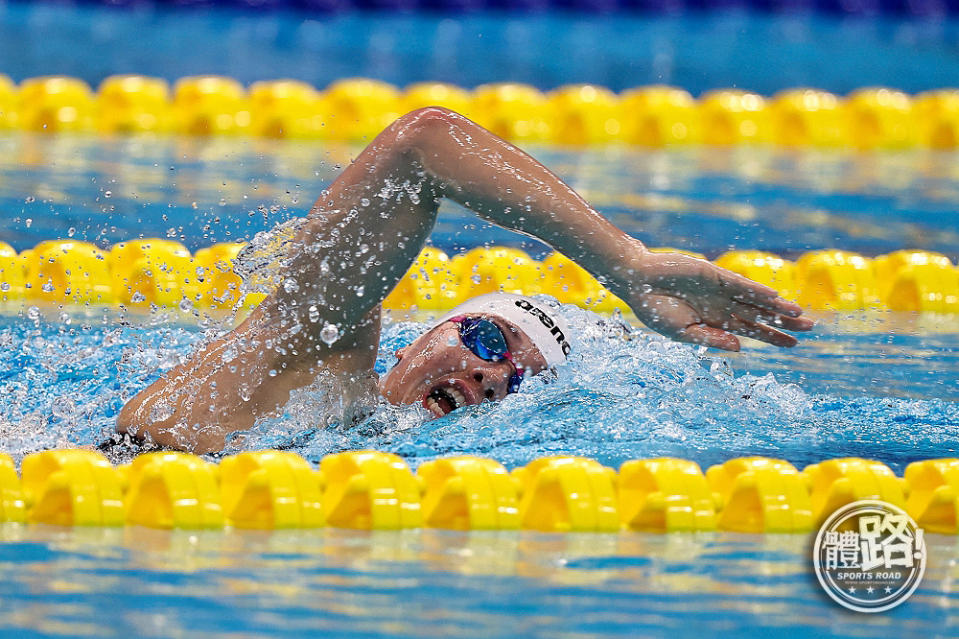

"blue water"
[3, 135, 959, 263]
[1, 4, 959, 95]
[0, 525, 956, 638]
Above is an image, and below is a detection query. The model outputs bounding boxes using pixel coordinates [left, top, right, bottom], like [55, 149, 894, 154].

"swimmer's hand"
[625, 250, 814, 351]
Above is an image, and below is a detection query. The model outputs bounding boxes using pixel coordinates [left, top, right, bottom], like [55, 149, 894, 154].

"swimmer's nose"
[471, 362, 513, 401]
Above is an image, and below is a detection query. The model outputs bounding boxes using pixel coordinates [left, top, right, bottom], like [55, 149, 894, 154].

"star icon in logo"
[885, 586, 893, 594]
[866, 587, 875, 594]
[848, 587, 856, 594]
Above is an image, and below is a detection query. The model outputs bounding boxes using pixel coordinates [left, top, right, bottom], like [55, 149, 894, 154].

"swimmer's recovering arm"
[276, 106, 811, 355]
[117, 107, 811, 453]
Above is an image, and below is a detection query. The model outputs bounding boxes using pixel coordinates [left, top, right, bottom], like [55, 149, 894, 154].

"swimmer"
[114, 107, 813, 454]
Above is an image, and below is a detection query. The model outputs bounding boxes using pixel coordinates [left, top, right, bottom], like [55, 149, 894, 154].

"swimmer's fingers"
[636, 294, 741, 351]
[718, 315, 799, 348]
[677, 323, 742, 352]
[707, 264, 804, 318]
[728, 302, 815, 332]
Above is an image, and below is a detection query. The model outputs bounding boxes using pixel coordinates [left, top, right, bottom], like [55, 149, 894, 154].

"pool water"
[1, 131, 958, 634]
[0, 524, 956, 638]
[2, 4, 959, 95]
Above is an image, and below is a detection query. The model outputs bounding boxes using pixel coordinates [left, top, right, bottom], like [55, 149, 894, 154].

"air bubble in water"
[41, 281, 54, 293]
[283, 278, 299, 294]
[356, 285, 364, 297]
[239, 384, 251, 402]
[0, 282, 9, 292]
[131, 292, 146, 303]
[27, 306, 40, 321]
[178, 297, 194, 313]
[308, 305, 320, 323]
[320, 323, 340, 346]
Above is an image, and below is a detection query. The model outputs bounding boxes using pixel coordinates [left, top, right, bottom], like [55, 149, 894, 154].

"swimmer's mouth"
[423, 383, 469, 417]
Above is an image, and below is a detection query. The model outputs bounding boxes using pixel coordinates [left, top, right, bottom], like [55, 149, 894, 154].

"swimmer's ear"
[395, 346, 408, 361]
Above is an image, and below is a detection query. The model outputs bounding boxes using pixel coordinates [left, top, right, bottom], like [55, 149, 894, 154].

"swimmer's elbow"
[389, 106, 467, 152]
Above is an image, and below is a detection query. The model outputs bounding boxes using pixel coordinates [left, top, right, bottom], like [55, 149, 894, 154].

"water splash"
[0, 302, 956, 472]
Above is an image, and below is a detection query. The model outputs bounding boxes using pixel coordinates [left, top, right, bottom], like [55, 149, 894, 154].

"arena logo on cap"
[513, 298, 571, 356]
[813, 500, 926, 613]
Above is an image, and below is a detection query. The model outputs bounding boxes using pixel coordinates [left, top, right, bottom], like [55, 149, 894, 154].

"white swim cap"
[432, 293, 571, 367]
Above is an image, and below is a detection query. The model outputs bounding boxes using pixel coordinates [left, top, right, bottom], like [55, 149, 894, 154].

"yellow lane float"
[843, 87, 915, 150]
[21, 450, 124, 526]
[904, 459, 959, 534]
[97, 75, 172, 135]
[769, 88, 843, 148]
[512, 456, 619, 532]
[0, 74, 18, 129]
[173, 76, 250, 136]
[220, 451, 324, 529]
[0, 451, 954, 533]
[0, 453, 25, 523]
[125, 452, 224, 529]
[248, 79, 325, 139]
[18, 76, 95, 133]
[618, 457, 718, 532]
[707, 457, 813, 533]
[618, 85, 698, 147]
[0, 75, 956, 148]
[803, 457, 906, 525]
[319, 451, 422, 529]
[1, 240, 957, 314]
[418, 456, 519, 530]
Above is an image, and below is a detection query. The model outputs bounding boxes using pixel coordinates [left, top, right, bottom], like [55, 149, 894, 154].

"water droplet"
[104, 190, 112, 198]
[166, 228, 177, 238]
[283, 278, 299, 294]
[0, 282, 9, 292]
[268, 369, 278, 377]
[308, 305, 320, 323]
[26, 306, 40, 321]
[24, 196, 34, 204]
[131, 292, 146, 303]
[320, 323, 340, 346]
[239, 384, 251, 401]
[41, 280, 54, 293]
[67, 227, 76, 237]
[355, 285, 364, 297]
[178, 297, 194, 313]
[25, 218, 32, 228]
[149, 402, 174, 423]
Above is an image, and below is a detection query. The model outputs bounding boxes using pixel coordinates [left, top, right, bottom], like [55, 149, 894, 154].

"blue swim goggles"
[449, 315, 525, 394]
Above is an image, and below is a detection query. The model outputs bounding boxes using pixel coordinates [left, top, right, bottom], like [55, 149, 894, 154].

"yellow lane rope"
[1, 75, 958, 149]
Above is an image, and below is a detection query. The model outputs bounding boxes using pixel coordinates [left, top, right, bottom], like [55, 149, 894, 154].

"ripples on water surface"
[0, 135, 957, 636]
[0, 525, 956, 638]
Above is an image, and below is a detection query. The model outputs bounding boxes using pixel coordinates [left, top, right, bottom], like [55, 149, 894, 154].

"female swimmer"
[115, 107, 813, 454]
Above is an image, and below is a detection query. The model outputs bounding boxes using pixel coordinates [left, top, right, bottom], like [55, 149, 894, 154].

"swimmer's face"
[378, 315, 548, 418]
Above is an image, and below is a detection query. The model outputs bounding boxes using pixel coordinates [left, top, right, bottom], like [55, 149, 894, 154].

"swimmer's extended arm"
[276, 107, 811, 355]
[117, 107, 811, 453]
